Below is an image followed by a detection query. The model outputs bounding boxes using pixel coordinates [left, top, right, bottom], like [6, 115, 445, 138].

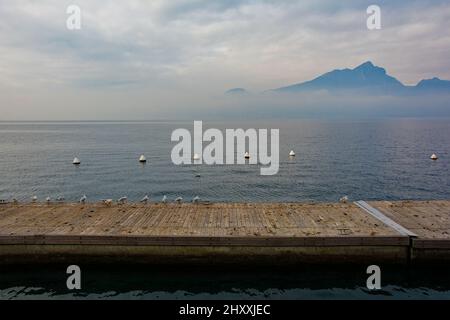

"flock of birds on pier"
[10, 194, 202, 205]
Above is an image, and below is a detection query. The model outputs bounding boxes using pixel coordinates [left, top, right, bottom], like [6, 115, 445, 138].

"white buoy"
[339, 196, 349, 203]
[139, 155, 147, 163]
[73, 157, 81, 165]
[140, 195, 149, 203]
[80, 195, 87, 203]
[431, 153, 438, 160]
[162, 195, 167, 203]
[244, 152, 250, 159]
[175, 196, 183, 203]
[193, 153, 200, 160]
[289, 150, 296, 157]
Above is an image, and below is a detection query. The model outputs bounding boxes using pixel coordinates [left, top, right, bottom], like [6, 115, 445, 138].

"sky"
[0, 0, 450, 120]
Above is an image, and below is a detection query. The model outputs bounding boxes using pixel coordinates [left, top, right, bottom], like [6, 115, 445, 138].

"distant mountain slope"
[415, 77, 450, 92]
[269, 61, 450, 95]
[225, 88, 249, 95]
[274, 61, 404, 94]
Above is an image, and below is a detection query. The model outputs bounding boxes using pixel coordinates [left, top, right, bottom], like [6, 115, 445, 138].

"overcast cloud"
[0, 0, 449, 120]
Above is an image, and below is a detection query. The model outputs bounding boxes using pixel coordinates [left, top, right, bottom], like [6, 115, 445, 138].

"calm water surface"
[0, 119, 449, 202]
[1, 265, 450, 300]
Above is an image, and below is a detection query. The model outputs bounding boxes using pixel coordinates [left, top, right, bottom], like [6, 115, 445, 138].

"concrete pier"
[0, 201, 449, 264]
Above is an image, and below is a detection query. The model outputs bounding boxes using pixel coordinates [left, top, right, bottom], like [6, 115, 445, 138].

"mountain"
[274, 61, 404, 94]
[225, 88, 249, 95]
[271, 61, 450, 95]
[415, 77, 450, 92]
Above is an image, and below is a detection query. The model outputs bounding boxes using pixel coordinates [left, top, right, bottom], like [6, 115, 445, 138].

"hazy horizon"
[1, 0, 450, 120]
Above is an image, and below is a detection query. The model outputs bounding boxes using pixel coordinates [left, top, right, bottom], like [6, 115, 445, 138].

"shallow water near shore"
[1, 119, 449, 203]
[1, 264, 450, 299]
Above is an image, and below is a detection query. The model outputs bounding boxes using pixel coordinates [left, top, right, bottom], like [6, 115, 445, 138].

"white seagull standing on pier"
[80, 195, 87, 203]
[118, 196, 127, 204]
[140, 195, 150, 203]
[162, 195, 167, 203]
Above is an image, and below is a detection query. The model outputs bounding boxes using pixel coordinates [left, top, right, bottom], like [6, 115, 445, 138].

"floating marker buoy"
[431, 153, 438, 160]
[139, 155, 147, 163]
[73, 157, 81, 165]
[193, 153, 200, 160]
[289, 150, 296, 157]
[244, 152, 250, 159]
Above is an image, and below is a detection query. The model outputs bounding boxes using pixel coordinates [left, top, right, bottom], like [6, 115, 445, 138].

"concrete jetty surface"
[0, 201, 449, 264]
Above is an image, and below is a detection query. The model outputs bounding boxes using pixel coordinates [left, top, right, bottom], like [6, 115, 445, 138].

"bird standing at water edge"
[118, 196, 127, 204]
[162, 195, 167, 203]
[140, 195, 150, 203]
[193, 196, 200, 203]
[175, 196, 183, 203]
[80, 195, 87, 203]
[339, 196, 349, 203]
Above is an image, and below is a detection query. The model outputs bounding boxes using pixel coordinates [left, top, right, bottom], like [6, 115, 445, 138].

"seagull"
[192, 196, 200, 203]
[175, 196, 183, 203]
[339, 196, 349, 203]
[118, 196, 127, 204]
[31, 195, 37, 203]
[56, 196, 65, 202]
[140, 195, 150, 203]
[162, 195, 167, 203]
[46, 196, 51, 203]
[79, 195, 87, 203]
